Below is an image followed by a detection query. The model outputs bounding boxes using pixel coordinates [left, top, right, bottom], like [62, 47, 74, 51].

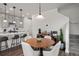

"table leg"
[39, 48, 43, 56]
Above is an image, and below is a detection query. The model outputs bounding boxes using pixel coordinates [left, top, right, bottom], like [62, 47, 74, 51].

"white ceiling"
[0, 3, 68, 17]
[58, 3, 79, 23]
[0, 3, 79, 20]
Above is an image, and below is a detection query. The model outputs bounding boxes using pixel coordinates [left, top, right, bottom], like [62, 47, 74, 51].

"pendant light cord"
[20, 9, 22, 19]
[39, 3, 41, 15]
[3, 3, 7, 20]
[13, 6, 16, 21]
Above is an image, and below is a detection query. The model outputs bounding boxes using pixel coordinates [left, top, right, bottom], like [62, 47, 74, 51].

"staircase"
[69, 34, 79, 54]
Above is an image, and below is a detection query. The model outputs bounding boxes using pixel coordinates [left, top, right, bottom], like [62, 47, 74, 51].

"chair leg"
[0, 42, 1, 55]
[16, 39, 18, 46]
[20, 38, 21, 43]
[5, 41, 8, 49]
[5, 41, 9, 54]
[16, 38, 21, 45]
[0, 42, 1, 51]
[5, 41, 9, 51]
[11, 39, 16, 51]
[11, 40, 13, 48]
[11, 39, 15, 48]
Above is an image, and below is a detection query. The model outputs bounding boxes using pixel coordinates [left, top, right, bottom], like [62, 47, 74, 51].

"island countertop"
[0, 31, 26, 36]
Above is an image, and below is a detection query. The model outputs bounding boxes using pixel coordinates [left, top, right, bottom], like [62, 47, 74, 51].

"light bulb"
[3, 19, 7, 22]
[20, 22, 23, 24]
[36, 15, 44, 19]
[13, 21, 16, 23]
[10, 8, 13, 11]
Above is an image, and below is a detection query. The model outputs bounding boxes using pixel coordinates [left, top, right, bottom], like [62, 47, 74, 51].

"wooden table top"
[25, 38, 55, 48]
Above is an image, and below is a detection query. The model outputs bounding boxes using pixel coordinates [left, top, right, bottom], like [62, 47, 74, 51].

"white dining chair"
[43, 41, 61, 56]
[21, 42, 39, 56]
[44, 36, 51, 40]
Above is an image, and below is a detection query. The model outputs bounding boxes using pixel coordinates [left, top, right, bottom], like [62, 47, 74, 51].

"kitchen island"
[0, 31, 26, 51]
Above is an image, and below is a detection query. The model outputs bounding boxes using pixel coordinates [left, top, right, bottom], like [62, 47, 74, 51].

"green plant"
[60, 29, 64, 42]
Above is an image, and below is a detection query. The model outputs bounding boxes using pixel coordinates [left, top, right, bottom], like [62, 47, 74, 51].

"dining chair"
[20, 34, 27, 42]
[21, 42, 39, 56]
[43, 41, 61, 56]
[44, 36, 51, 40]
[24, 35, 32, 41]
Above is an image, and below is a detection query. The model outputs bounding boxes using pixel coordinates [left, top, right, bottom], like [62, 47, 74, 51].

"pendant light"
[19, 9, 23, 24]
[13, 6, 16, 23]
[3, 3, 7, 22]
[36, 3, 44, 19]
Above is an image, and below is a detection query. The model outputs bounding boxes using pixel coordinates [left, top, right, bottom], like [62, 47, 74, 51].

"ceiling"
[0, 3, 69, 17]
[58, 3, 79, 23]
[0, 3, 79, 20]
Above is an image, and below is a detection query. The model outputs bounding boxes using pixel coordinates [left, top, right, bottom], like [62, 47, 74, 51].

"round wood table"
[25, 38, 55, 56]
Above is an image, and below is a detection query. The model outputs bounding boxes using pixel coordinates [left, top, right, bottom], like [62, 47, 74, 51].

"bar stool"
[20, 34, 27, 42]
[0, 36, 8, 55]
[11, 35, 19, 48]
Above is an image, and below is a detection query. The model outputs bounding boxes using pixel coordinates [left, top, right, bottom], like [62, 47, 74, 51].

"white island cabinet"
[0, 32, 26, 51]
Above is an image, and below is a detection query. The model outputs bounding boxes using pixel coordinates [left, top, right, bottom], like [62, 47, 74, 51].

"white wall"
[32, 9, 69, 37]
[70, 23, 79, 35]
[58, 5, 79, 35]
[23, 8, 69, 53]
[62, 22, 69, 53]
[24, 17, 32, 35]
[69, 18, 79, 35]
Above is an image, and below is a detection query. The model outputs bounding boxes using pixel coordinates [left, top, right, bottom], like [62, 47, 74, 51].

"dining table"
[25, 38, 55, 56]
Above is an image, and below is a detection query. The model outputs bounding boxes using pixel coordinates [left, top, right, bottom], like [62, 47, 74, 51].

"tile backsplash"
[0, 13, 24, 28]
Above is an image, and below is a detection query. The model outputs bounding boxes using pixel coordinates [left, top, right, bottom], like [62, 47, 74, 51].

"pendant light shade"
[13, 6, 16, 23]
[36, 3, 44, 19]
[3, 3, 7, 22]
[13, 21, 16, 23]
[3, 19, 7, 22]
[36, 15, 44, 19]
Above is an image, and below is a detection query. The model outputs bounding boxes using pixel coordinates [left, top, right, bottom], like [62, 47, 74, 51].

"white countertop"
[0, 31, 26, 36]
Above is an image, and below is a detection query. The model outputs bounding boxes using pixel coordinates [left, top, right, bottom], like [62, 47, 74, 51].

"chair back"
[23, 34, 27, 37]
[24, 36, 32, 41]
[44, 36, 51, 40]
[51, 41, 61, 56]
[21, 34, 27, 38]
[0, 36, 8, 42]
[21, 42, 34, 56]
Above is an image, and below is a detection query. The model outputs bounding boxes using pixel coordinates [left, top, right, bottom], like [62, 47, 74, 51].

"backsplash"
[0, 13, 24, 28]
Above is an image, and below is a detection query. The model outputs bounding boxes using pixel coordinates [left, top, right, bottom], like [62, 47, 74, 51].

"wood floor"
[0, 45, 23, 56]
[0, 45, 79, 56]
